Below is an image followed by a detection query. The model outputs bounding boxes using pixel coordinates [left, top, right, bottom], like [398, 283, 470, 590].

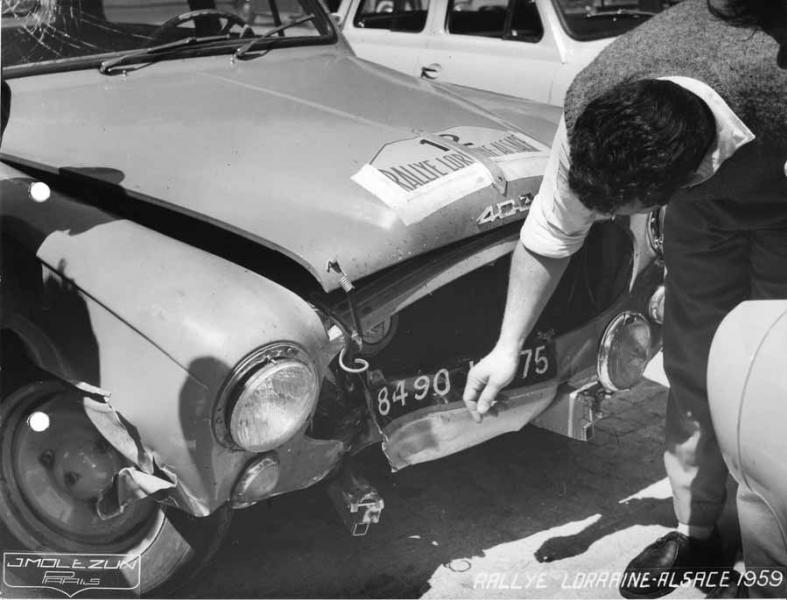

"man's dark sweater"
[564, 0, 787, 203]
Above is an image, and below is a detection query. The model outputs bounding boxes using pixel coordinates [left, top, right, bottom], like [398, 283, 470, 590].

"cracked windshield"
[1, 0, 332, 70]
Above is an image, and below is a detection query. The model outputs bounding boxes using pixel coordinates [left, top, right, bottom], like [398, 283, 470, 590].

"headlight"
[216, 343, 319, 452]
[597, 312, 653, 392]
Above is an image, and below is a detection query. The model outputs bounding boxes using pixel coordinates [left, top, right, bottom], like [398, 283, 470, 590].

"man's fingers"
[463, 399, 482, 423]
[462, 367, 485, 405]
[463, 367, 488, 423]
[464, 360, 509, 422]
[477, 383, 501, 416]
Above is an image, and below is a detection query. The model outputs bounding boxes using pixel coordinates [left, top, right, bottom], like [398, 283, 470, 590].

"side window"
[447, 0, 543, 42]
[354, 0, 430, 32]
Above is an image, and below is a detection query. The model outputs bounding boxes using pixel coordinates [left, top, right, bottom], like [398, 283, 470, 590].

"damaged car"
[0, 0, 663, 594]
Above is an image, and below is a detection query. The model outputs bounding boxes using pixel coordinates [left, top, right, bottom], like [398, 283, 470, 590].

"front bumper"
[380, 381, 558, 471]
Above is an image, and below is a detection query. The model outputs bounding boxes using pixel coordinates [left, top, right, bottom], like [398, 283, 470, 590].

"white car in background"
[333, 0, 677, 106]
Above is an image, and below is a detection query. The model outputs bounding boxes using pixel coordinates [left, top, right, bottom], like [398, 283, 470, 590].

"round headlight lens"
[597, 312, 653, 392]
[228, 358, 318, 452]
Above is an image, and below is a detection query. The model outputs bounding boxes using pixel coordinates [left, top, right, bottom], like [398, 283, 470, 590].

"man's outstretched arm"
[462, 242, 569, 422]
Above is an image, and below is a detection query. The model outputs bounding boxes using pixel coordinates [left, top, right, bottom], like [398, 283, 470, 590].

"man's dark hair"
[568, 79, 716, 214]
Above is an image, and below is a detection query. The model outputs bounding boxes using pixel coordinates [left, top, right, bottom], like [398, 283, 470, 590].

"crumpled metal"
[83, 397, 176, 519]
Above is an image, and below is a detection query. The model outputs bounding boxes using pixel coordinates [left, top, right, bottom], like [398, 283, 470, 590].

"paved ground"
[180, 381, 739, 599]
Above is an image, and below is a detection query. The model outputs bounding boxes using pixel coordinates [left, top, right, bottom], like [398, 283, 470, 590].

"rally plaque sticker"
[352, 126, 549, 225]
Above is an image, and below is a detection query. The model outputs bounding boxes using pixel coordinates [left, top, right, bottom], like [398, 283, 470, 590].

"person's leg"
[662, 196, 749, 532]
[663, 196, 787, 528]
[621, 196, 748, 599]
[737, 487, 787, 599]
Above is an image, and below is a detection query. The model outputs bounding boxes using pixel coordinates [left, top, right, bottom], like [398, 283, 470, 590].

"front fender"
[1, 164, 333, 514]
[708, 300, 787, 525]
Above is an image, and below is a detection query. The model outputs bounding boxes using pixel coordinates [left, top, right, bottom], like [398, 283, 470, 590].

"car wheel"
[0, 380, 232, 596]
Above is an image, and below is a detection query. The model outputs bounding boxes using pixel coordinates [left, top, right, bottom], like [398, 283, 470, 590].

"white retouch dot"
[28, 411, 50, 432]
[29, 182, 51, 202]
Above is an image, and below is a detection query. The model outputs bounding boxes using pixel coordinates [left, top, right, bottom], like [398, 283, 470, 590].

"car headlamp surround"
[597, 311, 653, 392]
[646, 207, 665, 258]
[213, 343, 319, 452]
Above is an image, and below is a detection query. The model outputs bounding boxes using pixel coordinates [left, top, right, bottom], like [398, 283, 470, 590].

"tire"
[0, 380, 232, 597]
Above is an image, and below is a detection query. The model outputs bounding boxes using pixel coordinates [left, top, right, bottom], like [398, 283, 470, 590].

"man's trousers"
[662, 193, 787, 528]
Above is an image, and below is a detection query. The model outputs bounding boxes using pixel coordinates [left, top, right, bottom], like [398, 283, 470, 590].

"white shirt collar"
[658, 76, 756, 186]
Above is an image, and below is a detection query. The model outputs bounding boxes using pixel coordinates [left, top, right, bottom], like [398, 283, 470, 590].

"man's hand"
[461, 243, 570, 424]
[463, 346, 520, 423]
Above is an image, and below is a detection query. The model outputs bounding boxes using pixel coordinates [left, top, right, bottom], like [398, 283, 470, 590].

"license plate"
[371, 337, 556, 426]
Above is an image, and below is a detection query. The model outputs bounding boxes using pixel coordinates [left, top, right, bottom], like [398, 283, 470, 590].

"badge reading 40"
[476, 193, 534, 227]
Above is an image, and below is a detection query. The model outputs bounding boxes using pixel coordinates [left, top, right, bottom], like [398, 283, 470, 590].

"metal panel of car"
[2, 47, 558, 292]
[382, 381, 558, 470]
[424, 1, 560, 104]
[708, 300, 787, 525]
[0, 164, 335, 512]
[430, 81, 562, 143]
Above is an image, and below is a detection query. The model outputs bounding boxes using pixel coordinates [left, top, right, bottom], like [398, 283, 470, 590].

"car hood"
[2, 47, 558, 291]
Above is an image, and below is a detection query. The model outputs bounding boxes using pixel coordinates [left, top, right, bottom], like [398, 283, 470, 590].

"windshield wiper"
[584, 8, 656, 19]
[99, 34, 231, 74]
[234, 14, 317, 59]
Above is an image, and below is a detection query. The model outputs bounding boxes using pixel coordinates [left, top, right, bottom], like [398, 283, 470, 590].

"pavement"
[182, 380, 740, 599]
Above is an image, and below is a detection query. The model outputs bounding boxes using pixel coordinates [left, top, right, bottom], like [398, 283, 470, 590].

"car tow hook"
[327, 466, 384, 537]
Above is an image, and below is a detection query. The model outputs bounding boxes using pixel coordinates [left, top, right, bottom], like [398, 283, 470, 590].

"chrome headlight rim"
[213, 342, 319, 451]
[597, 311, 653, 393]
[648, 285, 666, 325]
[646, 207, 665, 258]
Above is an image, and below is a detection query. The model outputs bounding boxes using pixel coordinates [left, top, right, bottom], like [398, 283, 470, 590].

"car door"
[341, 0, 435, 77]
[418, 0, 562, 104]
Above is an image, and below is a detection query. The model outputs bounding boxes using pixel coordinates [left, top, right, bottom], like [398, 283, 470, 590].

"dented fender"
[1, 163, 335, 515]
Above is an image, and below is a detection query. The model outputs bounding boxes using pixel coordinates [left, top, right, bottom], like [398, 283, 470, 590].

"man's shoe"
[619, 531, 727, 599]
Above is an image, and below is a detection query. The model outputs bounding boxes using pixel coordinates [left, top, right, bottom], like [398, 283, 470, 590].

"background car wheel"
[0, 379, 232, 596]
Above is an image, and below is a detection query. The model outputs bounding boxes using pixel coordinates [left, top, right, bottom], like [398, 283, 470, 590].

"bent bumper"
[380, 381, 558, 470]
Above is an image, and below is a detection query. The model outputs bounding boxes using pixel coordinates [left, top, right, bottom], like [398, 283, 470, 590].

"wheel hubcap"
[8, 387, 156, 549]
